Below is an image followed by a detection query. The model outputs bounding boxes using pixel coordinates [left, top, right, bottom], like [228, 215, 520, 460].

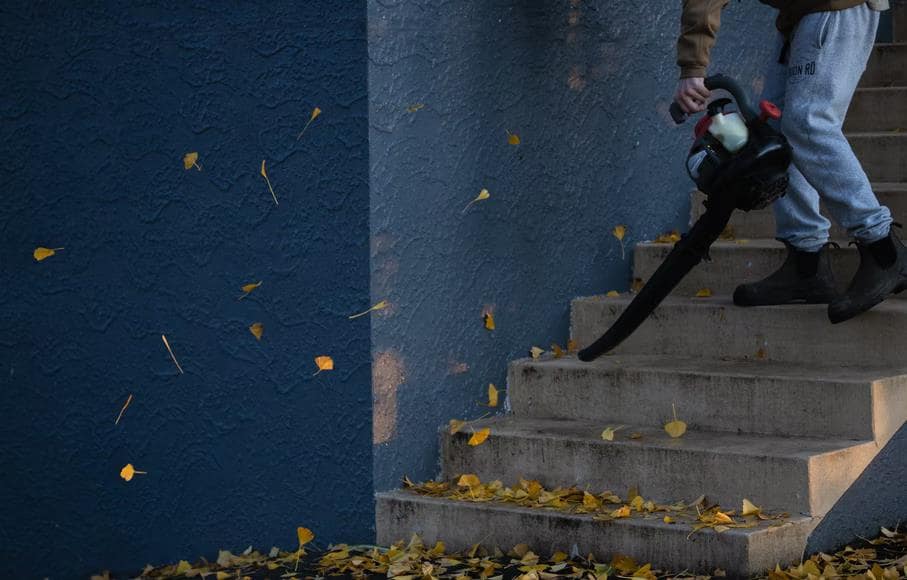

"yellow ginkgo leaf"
[297, 526, 314, 547]
[714, 511, 735, 524]
[406, 103, 424, 113]
[484, 311, 495, 330]
[529, 346, 544, 359]
[33, 247, 64, 262]
[742, 498, 762, 517]
[458, 473, 481, 487]
[629, 432, 643, 439]
[506, 130, 521, 145]
[449, 419, 466, 435]
[313, 355, 334, 376]
[297, 107, 323, 140]
[583, 491, 601, 510]
[115, 393, 133, 425]
[183, 152, 201, 171]
[161, 334, 184, 374]
[611, 505, 631, 518]
[606, 290, 620, 298]
[349, 300, 388, 319]
[462, 189, 490, 213]
[613, 225, 627, 259]
[261, 160, 278, 205]
[249, 322, 264, 341]
[551, 343, 564, 358]
[601, 425, 625, 441]
[175, 561, 192, 574]
[694, 288, 713, 298]
[120, 463, 147, 482]
[663, 515, 675, 524]
[653, 230, 680, 244]
[566, 339, 578, 354]
[468, 427, 491, 446]
[238, 280, 262, 300]
[664, 403, 687, 438]
[487, 383, 499, 408]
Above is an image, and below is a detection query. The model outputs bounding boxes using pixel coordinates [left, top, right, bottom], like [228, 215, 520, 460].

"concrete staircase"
[376, 19, 907, 579]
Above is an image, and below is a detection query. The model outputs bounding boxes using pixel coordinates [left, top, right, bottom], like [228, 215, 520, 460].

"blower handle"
[670, 74, 759, 125]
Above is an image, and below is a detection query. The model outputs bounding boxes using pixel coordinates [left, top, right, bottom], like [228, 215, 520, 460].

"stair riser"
[896, 2, 907, 42]
[851, 134, 907, 182]
[376, 492, 819, 578]
[571, 297, 907, 366]
[507, 360, 889, 440]
[441, 429, 875, 516]
[845, 88, 907, 132]
[861, 44, 907, 87]
[689, 188, 907, 239]
[632, 243, 884, 299]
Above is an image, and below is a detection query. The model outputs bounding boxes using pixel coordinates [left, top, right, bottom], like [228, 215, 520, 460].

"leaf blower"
[577, 74, 792, 362]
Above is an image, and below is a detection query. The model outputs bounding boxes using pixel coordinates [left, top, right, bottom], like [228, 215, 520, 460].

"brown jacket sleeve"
[677, 0, 730, 79]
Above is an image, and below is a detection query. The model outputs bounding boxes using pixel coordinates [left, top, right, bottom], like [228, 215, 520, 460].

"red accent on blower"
[759, 100, 782, 122]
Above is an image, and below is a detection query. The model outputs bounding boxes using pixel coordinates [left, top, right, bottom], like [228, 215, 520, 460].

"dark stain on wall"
[0, 2, 372, 576]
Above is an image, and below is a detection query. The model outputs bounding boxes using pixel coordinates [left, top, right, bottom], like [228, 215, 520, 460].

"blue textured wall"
[0, 2, 372, 577]
[367, 0, 778, 491]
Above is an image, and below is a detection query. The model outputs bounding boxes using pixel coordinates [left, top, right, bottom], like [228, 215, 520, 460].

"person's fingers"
[692, 84, 711, 101]
[677, 95, 698, 114]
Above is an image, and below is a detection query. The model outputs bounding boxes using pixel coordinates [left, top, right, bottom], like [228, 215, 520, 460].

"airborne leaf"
[297, 107, 322, 140]
[183, 152, 202, 171]
[506, 130, 521, 145]
[119, 463, 147, 482]
[613, 225, 627, 259]
[161, 334, 184, 374]
[249, 322, 264, 341]
[349, 300, 388, 319]
[486, 383, 499, 408]
[664, 403, 687, 438]
[115, 393, 133, 425]
[238, 280, 262, 300]
[462, 189, 490, 213]
[261, 160, 278, 205]
[483, 311, 495, 330]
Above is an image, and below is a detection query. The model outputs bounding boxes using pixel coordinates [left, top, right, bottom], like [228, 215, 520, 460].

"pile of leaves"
[100, 525, 907, 579]
[403, 475, 787, 536]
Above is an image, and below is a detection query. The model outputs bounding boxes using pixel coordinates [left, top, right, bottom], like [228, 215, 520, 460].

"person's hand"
[674, 77, 710, 114]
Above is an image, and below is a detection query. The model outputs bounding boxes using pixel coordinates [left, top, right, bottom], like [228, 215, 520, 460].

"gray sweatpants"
[761, 3, 892, 252]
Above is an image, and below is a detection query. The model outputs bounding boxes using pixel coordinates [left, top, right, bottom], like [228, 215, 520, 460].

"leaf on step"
[566, 339, 578, 354]
[631, 277, 645, 293]
[742, 498, 761, 517]
[583, 491, 601, 510]
[606, 290, 620, 298]
[653, 230, 681, 244]
[449, 419, 466, 435]
[664, 515, 675, 524]
[601, 425, 625, 441]
[530, 346, 544, 359]
[551, 343, 564, 358]
[458, 474, 481, 487]
[611, 505, 631, 518]
[694, 288, 712, 298]
[629, 432, 643, 439]
[664, 403, 687, 438]
[468, 427, 491, 446]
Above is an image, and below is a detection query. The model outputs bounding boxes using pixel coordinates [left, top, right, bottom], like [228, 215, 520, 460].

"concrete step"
[844, 87, 907, 132]
[861, 43, 907, 87]
[440, 417, 877, 516]
[570, 294, 907, 366]
[850, 132, 907, 182]
[376, 490, 820, 578]
[688, 183, 907, 239]
[632, 239, 907, 300]
[507, 354, 907, 443]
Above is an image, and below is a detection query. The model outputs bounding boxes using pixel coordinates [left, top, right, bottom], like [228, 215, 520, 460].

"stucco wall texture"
[367, 0, 779, 490]
[0, 2, 372, 577]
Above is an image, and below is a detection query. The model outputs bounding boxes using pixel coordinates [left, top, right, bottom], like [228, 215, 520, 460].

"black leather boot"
[828, 227, 907, 324]
[733, 241, 838, 306]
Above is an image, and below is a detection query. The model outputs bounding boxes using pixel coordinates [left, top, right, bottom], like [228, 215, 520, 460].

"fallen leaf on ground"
[161, 334, 184, 374]
[486, 384, 499, 408]
[506, 130, 520, 145]
[238, 281, 262, 300]
[484, 311, 495, 330]
[695, 288, 712, 298]
[115, 394, 133, 425]
[664, 403, 687, 438]
[601, 425, 625, 441]
[249, 322, 264, 341]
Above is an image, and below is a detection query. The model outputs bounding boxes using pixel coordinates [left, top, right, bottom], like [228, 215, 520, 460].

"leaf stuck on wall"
[313, 355, 334, 376]
[261, 160, 278, 206]
[462, 189, 490, 213]
[249, 322, 264, 341]
[161, 334, 184, 374]
[115, 394, 133, 425]
[120, 463, 147, 482]
[183, 152, 202, 171]
[33, 247, 64, 262]
[297, 107, 322, 140]
[238, 281, 262, 300]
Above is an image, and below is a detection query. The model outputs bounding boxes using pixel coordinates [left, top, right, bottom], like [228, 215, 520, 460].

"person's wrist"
[679, 66, 706, 79]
